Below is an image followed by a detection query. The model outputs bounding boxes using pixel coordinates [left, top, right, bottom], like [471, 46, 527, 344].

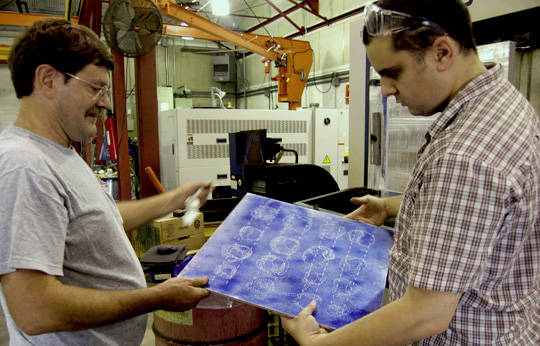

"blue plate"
[180, 193, 393, 330]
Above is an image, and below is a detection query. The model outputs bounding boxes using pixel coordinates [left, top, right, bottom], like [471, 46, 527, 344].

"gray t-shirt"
[0, 125, 147, 345]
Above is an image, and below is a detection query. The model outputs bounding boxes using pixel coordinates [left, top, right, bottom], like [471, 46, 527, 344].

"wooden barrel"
[153, 295, 267, 346]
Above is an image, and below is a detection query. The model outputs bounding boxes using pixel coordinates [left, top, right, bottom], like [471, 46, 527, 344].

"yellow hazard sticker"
[323, 155, 331, 164]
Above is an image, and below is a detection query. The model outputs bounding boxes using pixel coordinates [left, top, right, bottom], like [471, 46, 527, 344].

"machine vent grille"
[187, 145, 229, 159]
[280, 143, 307, 157]
[187, 143, 307, 159]
[187, 119, 307, 134]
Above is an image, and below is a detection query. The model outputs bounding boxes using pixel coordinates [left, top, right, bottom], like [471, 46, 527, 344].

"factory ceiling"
[0, 0, 66, 16]
[0, 0, 344, 38]
[1, 1, 538, 50]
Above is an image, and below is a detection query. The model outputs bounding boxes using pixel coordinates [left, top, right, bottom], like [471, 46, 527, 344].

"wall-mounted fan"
[103, 0, 163, 58]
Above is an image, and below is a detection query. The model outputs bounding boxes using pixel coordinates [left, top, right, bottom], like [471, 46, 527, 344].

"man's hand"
[345, 195, 388, 226]
[117, 180, 214, 231]
[152, 276, 210, 311]
[0, 271, 208, 335]
[280, 301, 328, 346]
[169, 181, 213, 211]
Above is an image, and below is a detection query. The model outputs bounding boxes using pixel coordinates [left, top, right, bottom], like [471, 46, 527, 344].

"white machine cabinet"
[158, 108, 313, 191]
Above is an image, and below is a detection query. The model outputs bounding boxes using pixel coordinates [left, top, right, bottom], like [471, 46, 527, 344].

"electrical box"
[212, 55, 236, 83]
[311, 109, 349, 191]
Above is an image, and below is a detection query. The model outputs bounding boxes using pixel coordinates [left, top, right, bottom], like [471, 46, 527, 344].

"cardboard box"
[153, 213, 204, 242]
[163, 233, 206, 253]
[132, 213, 205, 258]
[204, 221, 222, 238]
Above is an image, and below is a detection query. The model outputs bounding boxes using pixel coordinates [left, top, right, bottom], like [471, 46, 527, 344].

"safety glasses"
[64, 72, 111, 102]
[364, 1, 447, 36]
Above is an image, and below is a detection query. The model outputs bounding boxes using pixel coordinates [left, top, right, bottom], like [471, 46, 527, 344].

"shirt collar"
[426, 62, 503, 140]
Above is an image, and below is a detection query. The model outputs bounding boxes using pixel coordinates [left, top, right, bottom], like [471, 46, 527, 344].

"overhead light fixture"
[212, 0, 229, 16]
[182, 36, 194, 40]
[180, 22, 188, 26]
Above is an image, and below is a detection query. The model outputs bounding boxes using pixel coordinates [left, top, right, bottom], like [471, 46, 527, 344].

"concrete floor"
[0, 305, 156, 346]
[141, 314, 156, 346]
[0, 306, 8, 346]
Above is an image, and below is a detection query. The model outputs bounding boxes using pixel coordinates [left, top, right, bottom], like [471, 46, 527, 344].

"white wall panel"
[468, 0, 539, 22]
[319, 25, 346, 72]
[345, 0, 369, 12]
[319, 0, 344, 22]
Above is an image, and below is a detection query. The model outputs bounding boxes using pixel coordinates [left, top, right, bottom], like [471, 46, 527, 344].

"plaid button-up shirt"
[388, 63, 540, 345]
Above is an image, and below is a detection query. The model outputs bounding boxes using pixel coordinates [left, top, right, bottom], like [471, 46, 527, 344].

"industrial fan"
[103, 0, 163, 58]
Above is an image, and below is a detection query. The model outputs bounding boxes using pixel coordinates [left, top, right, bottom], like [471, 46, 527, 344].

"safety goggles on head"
[364, 1, 447, 37]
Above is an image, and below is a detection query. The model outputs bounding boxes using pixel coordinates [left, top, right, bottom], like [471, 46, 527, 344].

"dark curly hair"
[363, 0, 477, 61]
[8, 18, 115, 99]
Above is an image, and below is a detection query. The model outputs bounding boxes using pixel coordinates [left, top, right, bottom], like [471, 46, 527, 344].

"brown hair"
[8, 18, 115, 98]
[363, 0, 477, 61]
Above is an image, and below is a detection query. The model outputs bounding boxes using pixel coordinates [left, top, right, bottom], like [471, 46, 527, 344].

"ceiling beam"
[227, 13, 271, 20]
[263, 0, 304, 34]
[286, 5, 366, 40]
[190, 11, 271, 20]
[286, 0, 327, 23]
[247, 0, 328, 36]
[246, 0, 305, 33]
[305, 0, 319, 13]
[0, 11, 78, 26]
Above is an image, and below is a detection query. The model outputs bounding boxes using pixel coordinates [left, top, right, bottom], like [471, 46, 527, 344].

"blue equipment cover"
[180, 193, 393, 330]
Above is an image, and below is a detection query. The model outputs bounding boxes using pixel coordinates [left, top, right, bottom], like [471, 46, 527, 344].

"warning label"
[323, 155, 331, 164]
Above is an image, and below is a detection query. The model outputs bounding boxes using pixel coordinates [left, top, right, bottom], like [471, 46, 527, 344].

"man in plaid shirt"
[281, 0, 540, 345]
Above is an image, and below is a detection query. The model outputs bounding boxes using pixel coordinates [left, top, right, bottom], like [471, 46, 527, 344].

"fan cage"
[103, 0, 164, 58]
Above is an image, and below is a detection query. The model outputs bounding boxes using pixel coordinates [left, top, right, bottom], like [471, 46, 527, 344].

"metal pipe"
[527, 50, 532, 101]
[243, 52, 247, 108]
[242, 70, 349, 98]
[156, 43, 160, 86]
[165, 41, 170, 86]
[173, 38, 176, 92]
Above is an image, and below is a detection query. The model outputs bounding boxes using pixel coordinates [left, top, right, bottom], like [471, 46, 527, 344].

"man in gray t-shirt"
[0, 18, 211, 345]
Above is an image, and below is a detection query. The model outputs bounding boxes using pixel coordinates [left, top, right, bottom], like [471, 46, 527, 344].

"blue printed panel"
[180, 193, 393, 330]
